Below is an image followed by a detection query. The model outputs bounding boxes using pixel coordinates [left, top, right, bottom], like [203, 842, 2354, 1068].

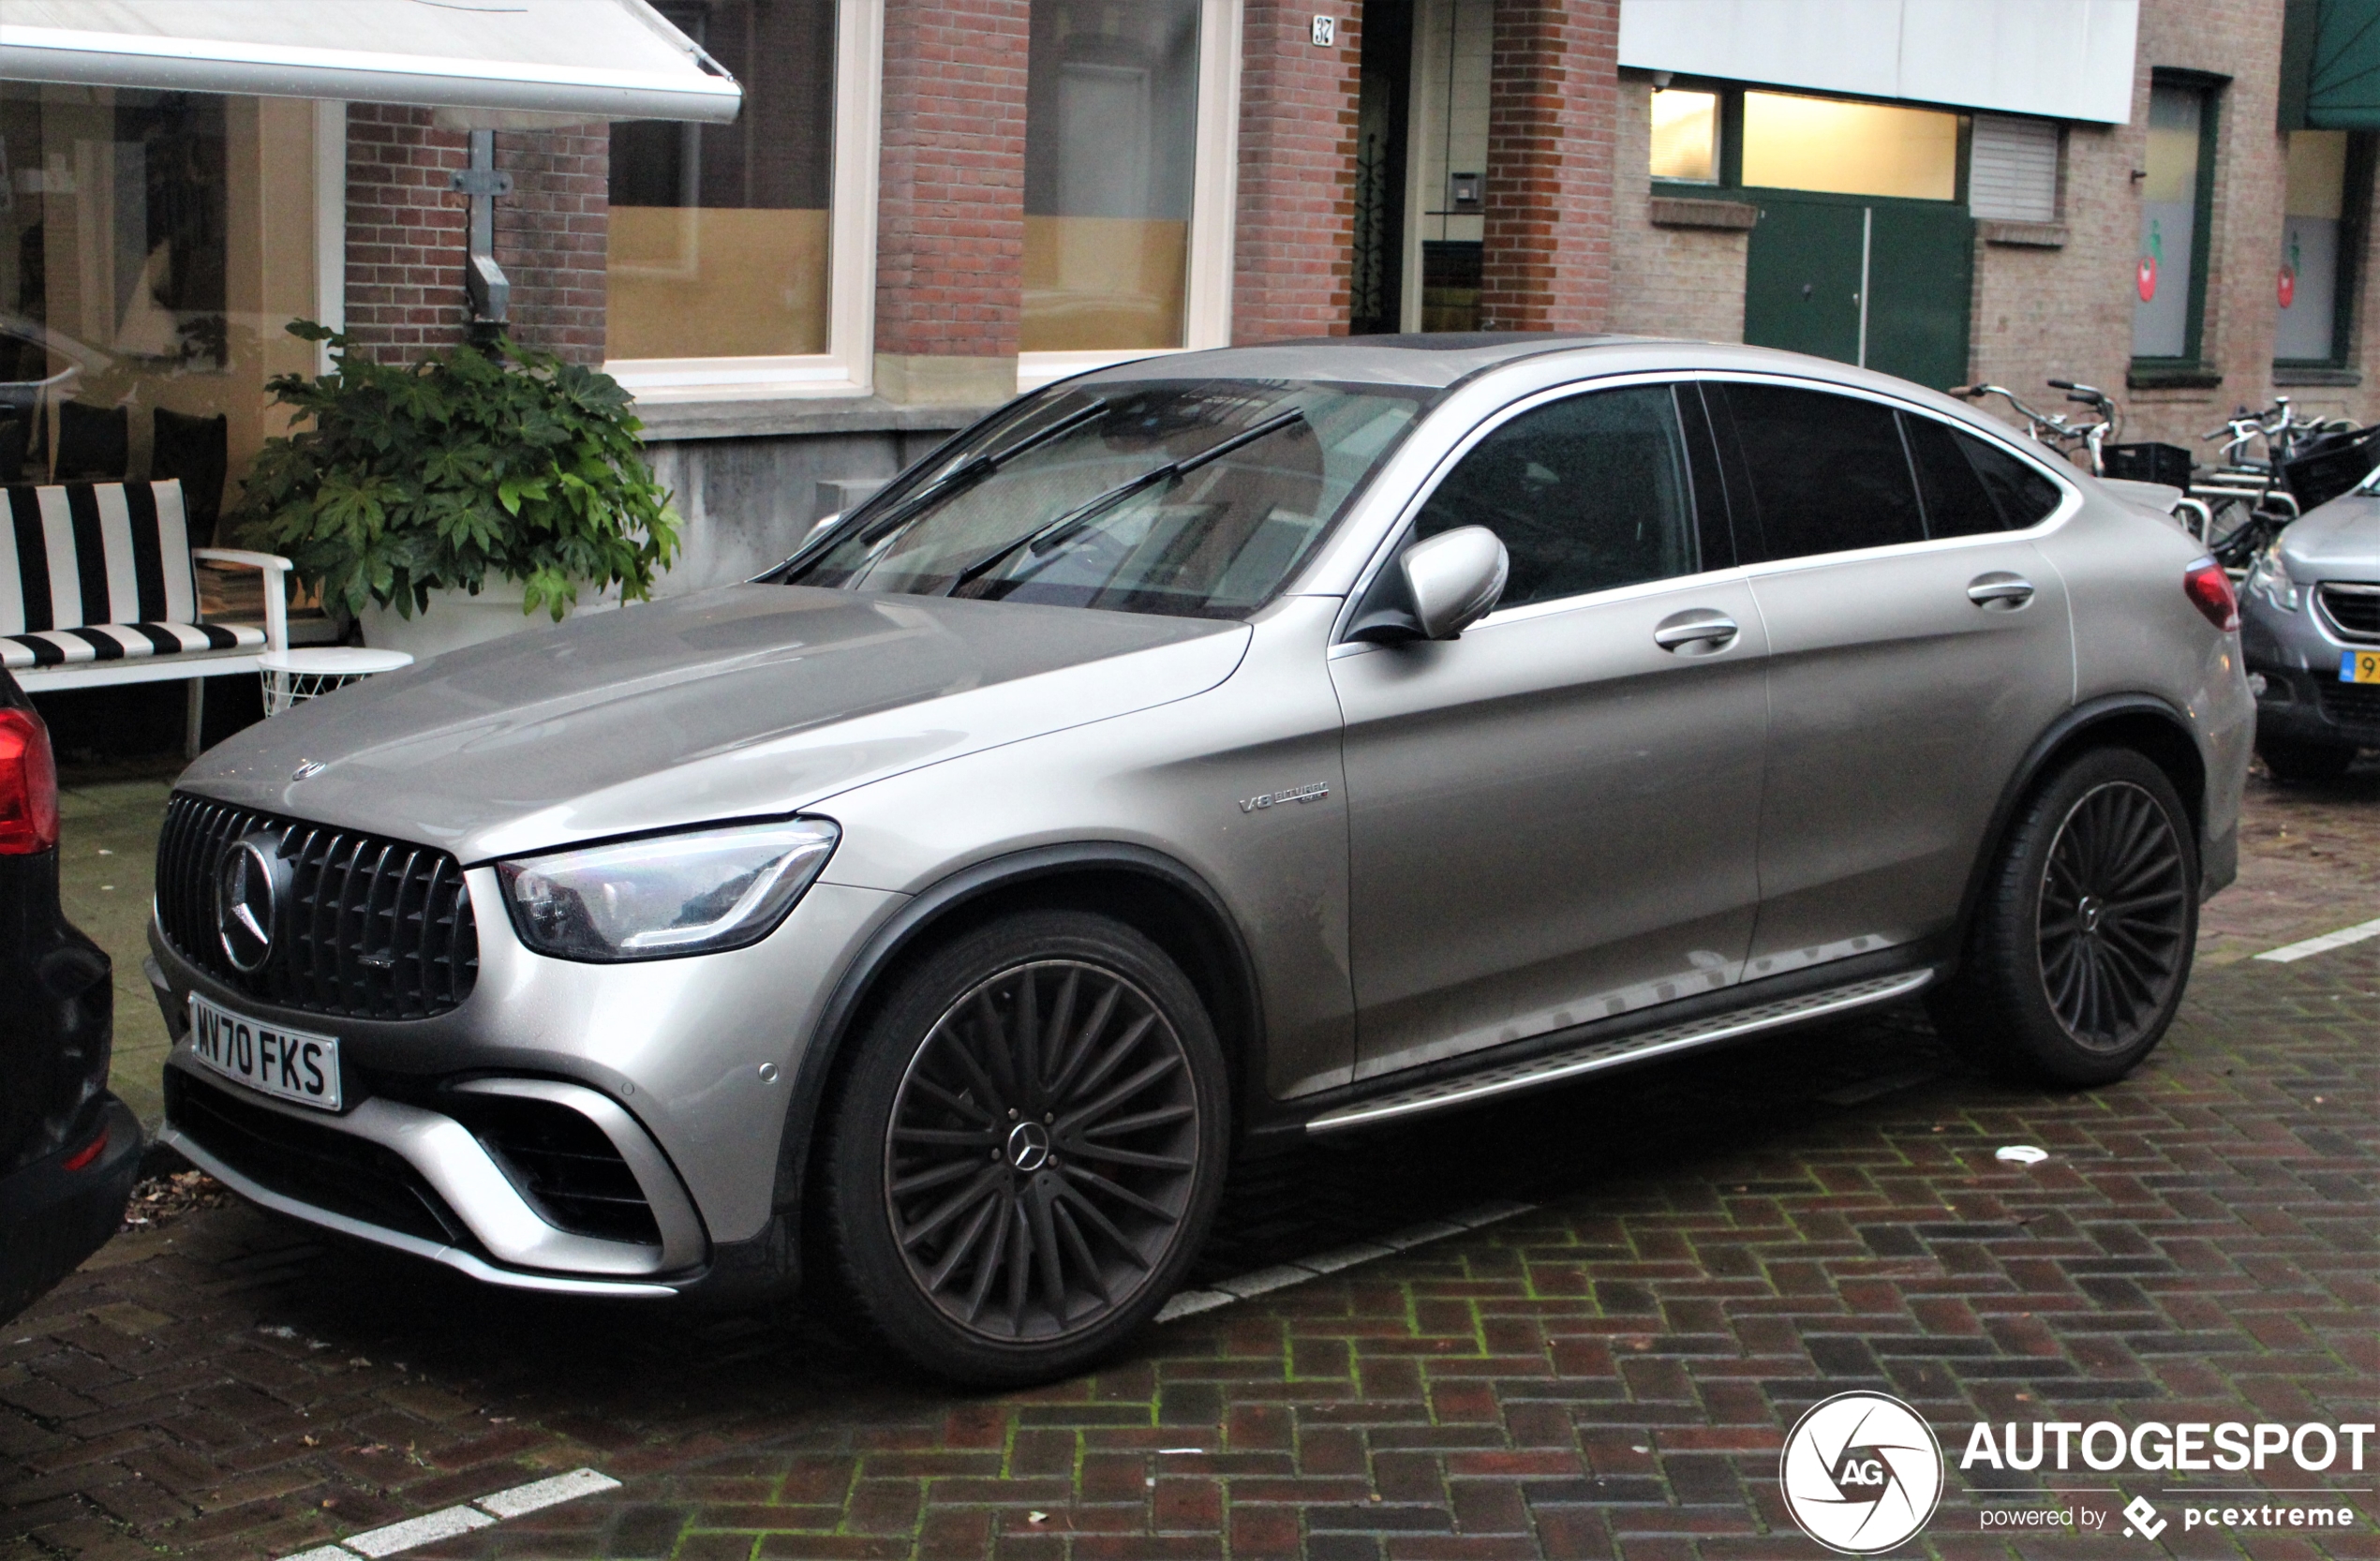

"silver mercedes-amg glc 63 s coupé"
[149, 335, 2251, 1383]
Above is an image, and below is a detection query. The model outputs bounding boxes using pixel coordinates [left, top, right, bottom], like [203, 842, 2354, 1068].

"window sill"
[1648, 196, 1757, 231]
[632, 394, 983, 443]
[2126, 364, 2224, 391]
[2271, 364, 2361, 387]
[1977, 219, 2067, 247]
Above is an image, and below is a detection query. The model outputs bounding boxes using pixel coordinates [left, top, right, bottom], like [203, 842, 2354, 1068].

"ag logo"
[1778, 1390, 1943, 1554]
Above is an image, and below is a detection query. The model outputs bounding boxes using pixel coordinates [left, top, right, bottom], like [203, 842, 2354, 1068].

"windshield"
[781, 379, 1430, 618]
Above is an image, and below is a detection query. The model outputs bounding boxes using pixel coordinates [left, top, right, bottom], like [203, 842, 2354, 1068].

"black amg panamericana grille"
[157, 794, 478, 1019]
[2315, 582, 2380, 643]
[2318, 676, 2380, 728]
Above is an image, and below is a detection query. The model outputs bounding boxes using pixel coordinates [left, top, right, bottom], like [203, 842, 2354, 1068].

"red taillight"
[2183, 557, 2239, 632]
[0, 707, 59, 855]
[60, 1126, 108, 1172]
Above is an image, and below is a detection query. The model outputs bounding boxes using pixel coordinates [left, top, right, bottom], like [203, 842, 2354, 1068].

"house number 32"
[1311, 15, 1336, 45]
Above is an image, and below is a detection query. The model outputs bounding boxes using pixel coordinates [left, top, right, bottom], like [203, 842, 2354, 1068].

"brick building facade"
[10, 0, 2373, 597]
[615, 0, 2380, 590]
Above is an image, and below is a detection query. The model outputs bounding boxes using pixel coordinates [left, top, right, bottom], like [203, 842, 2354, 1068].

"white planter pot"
[356, 585, 616, 662]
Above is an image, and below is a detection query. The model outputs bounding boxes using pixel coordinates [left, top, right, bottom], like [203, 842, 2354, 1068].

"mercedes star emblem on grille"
[216, 833, 288, 973]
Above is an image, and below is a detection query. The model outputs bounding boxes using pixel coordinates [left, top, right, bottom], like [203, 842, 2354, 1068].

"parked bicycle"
[1951, 380, 2119, 473]
[1953, 379, 2215, 543]
[2192, 401, 2341, 570]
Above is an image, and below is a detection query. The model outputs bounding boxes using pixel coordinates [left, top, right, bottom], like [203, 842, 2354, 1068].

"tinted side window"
[1960, 431, 2064, 528]
[1722, 383, 1925, 560]
[1901, 413, 2004, 537]
[1415, 385, 1697, 609]
[1902, 413, 2066, 537]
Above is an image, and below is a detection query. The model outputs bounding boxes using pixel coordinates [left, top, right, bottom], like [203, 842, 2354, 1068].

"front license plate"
[2343, 649, 2380, 684]
[187, 994, 343, 1111]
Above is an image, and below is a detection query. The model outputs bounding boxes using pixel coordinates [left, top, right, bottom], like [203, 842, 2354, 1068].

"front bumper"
[2248, 662, 2380, 749]
[146, 872, 900, 1298]
[2242, 587, 2380, 750]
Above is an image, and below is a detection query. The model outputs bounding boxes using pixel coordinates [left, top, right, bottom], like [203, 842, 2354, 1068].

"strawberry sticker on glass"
[2138, 219, 2162, 303]
[2280, 234, 2300, 308]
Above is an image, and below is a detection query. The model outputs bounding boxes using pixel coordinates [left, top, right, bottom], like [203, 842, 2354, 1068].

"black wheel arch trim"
[769, 842, 1267, 1234]
[1948, 692, 2211, 973]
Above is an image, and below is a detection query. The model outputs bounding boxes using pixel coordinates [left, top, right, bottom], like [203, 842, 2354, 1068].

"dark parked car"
[0, 671, 140, 1322]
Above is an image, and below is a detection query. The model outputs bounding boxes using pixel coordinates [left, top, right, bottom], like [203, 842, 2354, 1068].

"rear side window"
[1960, 429, 2064, 529]
[1720, 383, 1925, 560]
[1414, 384, 1698, 609]
[1901, 413, 2066, 536]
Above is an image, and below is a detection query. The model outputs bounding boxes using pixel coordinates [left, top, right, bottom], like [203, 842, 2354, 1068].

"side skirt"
[1302, 969, 1934, 1134]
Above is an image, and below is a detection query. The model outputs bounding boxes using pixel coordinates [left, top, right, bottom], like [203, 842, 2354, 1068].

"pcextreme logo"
[1778, 1391, 1945, 1554]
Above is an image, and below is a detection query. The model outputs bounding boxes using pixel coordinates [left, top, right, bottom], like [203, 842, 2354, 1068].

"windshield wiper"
[833, 398, 1112, 553]
[942, 408, 1308, 597]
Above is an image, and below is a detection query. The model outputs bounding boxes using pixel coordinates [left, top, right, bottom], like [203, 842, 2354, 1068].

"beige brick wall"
[1609, 2, 2380, 463]
[1971, 0, 2380, 453]
[1609, 76, 1748, 344]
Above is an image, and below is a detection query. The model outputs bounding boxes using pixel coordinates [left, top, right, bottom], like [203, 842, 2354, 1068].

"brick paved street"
[5, 763, 2376, 1561]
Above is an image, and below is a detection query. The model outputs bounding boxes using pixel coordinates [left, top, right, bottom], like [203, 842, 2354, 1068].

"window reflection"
[0, 83, 315, 525]
[1650, 89, 1718, 184]
[1741, 92, 1957, 201]
[1021, 0, 1201, 352]
[607, 0, 838, 361]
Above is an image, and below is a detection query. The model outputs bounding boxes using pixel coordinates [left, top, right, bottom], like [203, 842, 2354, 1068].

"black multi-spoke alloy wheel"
[824, 912, 1228, 1386]
[1932, 748, 2198, 1086]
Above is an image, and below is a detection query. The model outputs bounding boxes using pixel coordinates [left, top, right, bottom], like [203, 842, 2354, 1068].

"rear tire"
[821, 911, 1229, 1388]
[2256, 733, 2358, 785]
[1932, 748, 2197, 1086]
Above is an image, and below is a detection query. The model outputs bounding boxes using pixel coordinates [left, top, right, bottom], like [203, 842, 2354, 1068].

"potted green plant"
[230, 322, 679, 659]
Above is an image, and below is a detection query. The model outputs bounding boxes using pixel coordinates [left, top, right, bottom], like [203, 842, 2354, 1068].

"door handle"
[1653, 612, 1740, 653]
[1967, 573, 2036, 609]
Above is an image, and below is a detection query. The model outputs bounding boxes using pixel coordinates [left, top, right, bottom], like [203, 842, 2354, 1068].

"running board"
[1304, 969, 1934, 1134]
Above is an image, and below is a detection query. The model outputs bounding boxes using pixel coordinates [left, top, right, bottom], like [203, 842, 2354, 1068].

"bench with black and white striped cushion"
[0, 480, 265, 671]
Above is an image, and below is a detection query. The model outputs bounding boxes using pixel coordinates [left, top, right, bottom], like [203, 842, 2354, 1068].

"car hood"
[2281, 492, 2380, 580]
[179, 586, 1250, 863]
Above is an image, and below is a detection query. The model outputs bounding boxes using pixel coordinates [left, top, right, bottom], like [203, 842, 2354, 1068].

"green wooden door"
[1743, 193, 1973, 393]
[1866, 201, 1973, 394]
[1743, 200, 1864, 364]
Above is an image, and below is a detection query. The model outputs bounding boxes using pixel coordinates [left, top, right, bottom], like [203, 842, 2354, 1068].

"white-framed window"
[1015, 0, 1242, 393]
[602, 0, 884, 402]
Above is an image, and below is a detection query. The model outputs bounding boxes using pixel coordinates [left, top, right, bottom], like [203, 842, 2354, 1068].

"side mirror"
[1400, 526, 1509, 640]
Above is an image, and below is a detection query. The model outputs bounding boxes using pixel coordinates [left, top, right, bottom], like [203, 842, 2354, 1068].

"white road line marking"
[476, 1466, 622, 1518]
[339, 1504, 496, 1557]
[1155, 1199, 1535, 1323]
[274, 1466, 619, 1561]
[2254, 915, 2380, 963]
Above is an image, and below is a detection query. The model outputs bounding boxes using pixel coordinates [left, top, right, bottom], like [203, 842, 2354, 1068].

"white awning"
[0, 0, 742, 124]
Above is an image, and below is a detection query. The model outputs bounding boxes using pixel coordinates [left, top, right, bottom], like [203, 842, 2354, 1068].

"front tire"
[1934, 748, 2198, 1086]
[822, 911, 1229, 1387]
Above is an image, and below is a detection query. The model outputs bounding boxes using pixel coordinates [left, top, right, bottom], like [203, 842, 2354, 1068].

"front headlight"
[2246, 543, 2299, 612]
[498, 818, 840, 962]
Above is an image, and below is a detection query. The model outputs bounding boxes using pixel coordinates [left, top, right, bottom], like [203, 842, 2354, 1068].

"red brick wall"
[873, 0, 1032, 367]
[1231, 0, 1364, 343]
[342, 104, 607, 365]
[494, 125, 609, 364]
[1480, 0, 1617, 333]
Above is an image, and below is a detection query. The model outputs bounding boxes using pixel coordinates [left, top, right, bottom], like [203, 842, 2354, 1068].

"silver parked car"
[2239, 483, 2380, 780]
[150, 336, 2251, 1384]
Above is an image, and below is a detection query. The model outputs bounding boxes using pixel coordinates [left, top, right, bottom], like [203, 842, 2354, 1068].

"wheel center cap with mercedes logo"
[216, 833, 290, 973]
